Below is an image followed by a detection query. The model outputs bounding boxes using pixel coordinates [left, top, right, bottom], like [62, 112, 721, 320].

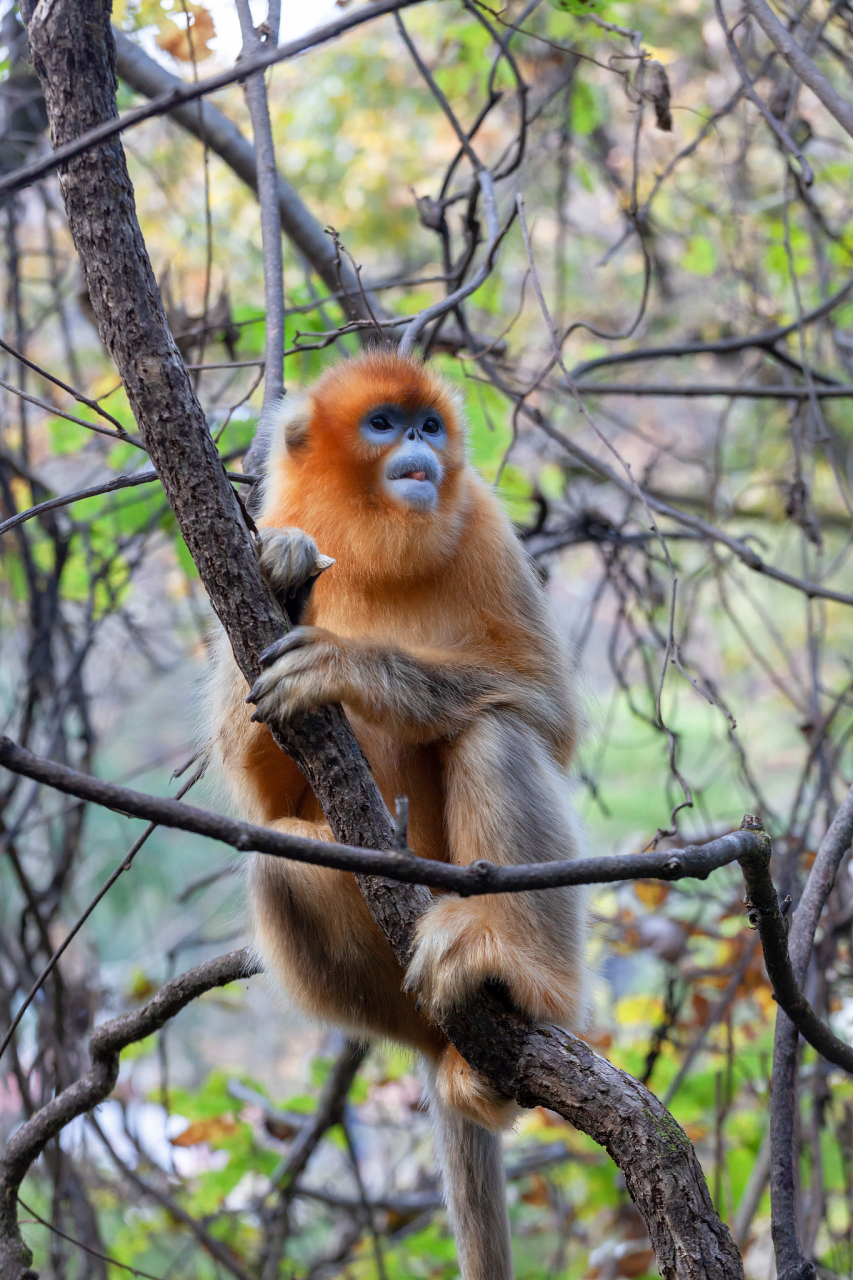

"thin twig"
[235, 0, 285, 405]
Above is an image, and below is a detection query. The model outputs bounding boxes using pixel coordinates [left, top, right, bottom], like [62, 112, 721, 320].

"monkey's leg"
[406, 710, 587, 1040]
[423, 1061, 513, 1280]
[249, 824, 443, 1053]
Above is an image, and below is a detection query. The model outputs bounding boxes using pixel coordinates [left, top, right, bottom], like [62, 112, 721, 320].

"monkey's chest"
[346, 715, 449, 863]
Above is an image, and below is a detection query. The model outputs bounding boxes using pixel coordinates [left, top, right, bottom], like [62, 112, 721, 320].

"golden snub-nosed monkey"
[208, 351, 588, 1280]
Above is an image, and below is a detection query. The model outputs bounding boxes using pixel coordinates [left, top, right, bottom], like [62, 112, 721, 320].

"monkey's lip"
[386, 458, 440, 485]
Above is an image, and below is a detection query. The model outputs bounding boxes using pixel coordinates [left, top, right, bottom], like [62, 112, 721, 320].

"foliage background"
[2, 0, 853, 1275]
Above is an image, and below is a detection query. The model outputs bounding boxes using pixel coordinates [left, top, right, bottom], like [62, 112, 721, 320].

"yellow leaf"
[635, 880, 670, 909]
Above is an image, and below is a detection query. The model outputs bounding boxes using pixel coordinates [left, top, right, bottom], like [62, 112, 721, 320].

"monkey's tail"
[425, 1065, 513, 1280]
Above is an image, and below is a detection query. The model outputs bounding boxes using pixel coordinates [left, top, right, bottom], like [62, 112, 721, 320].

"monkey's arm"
[245, 625, 542, 743]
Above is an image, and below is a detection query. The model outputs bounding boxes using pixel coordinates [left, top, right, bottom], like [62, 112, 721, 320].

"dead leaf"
[156, 5, 216, 63]
[171, 1115, 238, 1146]
[520, 1173, 550, 1206]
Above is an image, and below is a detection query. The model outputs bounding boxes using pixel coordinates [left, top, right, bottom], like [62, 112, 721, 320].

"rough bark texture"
[20, 0, 394, 854]
[11, 2, 745, 1277]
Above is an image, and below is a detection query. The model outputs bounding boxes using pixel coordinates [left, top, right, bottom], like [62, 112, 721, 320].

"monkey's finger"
[258, 627, 317, 669]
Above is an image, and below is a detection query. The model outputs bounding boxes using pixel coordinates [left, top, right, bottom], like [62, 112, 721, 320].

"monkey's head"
[264, 353, 468, 551]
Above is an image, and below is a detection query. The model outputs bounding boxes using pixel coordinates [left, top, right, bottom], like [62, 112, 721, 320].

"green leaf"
[571, 80, 603, 136]
[549, 0, 609, 12]
[682, 235, 717, 277]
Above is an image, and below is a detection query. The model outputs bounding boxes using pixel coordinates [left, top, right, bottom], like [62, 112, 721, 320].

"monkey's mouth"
[384, 454, 442, 510]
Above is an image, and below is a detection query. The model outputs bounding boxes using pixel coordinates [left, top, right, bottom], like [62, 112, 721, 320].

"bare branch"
[769, 785, 853, 1280]
[234, 0, 284, 404]
[738, 815, 853, 1074]
[715, 0, 814, 185]
[574, 381, 853, 398]
[0, 735, 768, 895]
[0, 0, 430, 201]
[0, 468, 254, 538]
[746, 0, 853, 139]
[0, 950, 260, 1280]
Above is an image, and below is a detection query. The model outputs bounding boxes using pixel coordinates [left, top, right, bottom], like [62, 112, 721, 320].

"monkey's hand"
[256, 526, 334, 625]
[405, 896, 580, 1029]
[246, 627, 347, 723]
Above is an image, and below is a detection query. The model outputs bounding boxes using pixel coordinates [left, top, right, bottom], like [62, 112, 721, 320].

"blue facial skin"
[360, 404, 447, 511]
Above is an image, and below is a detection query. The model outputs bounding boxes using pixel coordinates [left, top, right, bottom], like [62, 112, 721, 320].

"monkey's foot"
[256, 526, 334, 622]
[247, 626, 346, 722]
[405, 896, 581, 1029]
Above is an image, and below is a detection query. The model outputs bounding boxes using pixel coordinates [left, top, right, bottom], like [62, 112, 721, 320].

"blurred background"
[2, 0, 853, 1275]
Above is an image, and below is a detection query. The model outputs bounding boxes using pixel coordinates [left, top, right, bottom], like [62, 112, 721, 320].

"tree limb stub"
[0, 950, 259, 1280]
[15, 1, 744, 1275]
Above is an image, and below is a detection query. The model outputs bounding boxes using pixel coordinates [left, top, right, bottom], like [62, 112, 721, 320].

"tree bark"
[12, 2, 744, 1277]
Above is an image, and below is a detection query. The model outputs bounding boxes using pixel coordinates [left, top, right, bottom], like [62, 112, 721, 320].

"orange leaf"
[156, 5, 215, 62]
[520, 1173, 550, 1206]
[171, 1115, 238, 1146]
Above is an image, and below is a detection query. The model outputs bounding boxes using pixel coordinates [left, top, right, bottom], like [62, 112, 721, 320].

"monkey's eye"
[369, 415, 393, 432]
[422, 418, 441, 434]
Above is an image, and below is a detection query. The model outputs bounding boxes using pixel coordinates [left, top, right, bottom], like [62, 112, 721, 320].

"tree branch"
[111, 29, 375, 323]
[0, 735, 768, 895]
[0, 950, 260, 1280]
[769, 785, 853, 1280]
[234, 0, 284, 405]
[737, 814, 853, 1075]
[745, 0, 853, 140]
[0, 0, 429, 200]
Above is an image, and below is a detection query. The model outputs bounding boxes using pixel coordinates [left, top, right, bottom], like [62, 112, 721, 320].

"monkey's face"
[359, 404, 448, 512]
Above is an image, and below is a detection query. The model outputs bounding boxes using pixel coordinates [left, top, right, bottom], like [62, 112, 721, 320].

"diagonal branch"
[111, 28, 376, 324]
[234, 0, 284, 406]
[0, 0, 430, 201]
[745, 0, 853, 139]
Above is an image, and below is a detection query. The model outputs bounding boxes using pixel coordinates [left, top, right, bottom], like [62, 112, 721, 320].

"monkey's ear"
[282, 394, 314, 452]
[260, 392, 315, 463]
